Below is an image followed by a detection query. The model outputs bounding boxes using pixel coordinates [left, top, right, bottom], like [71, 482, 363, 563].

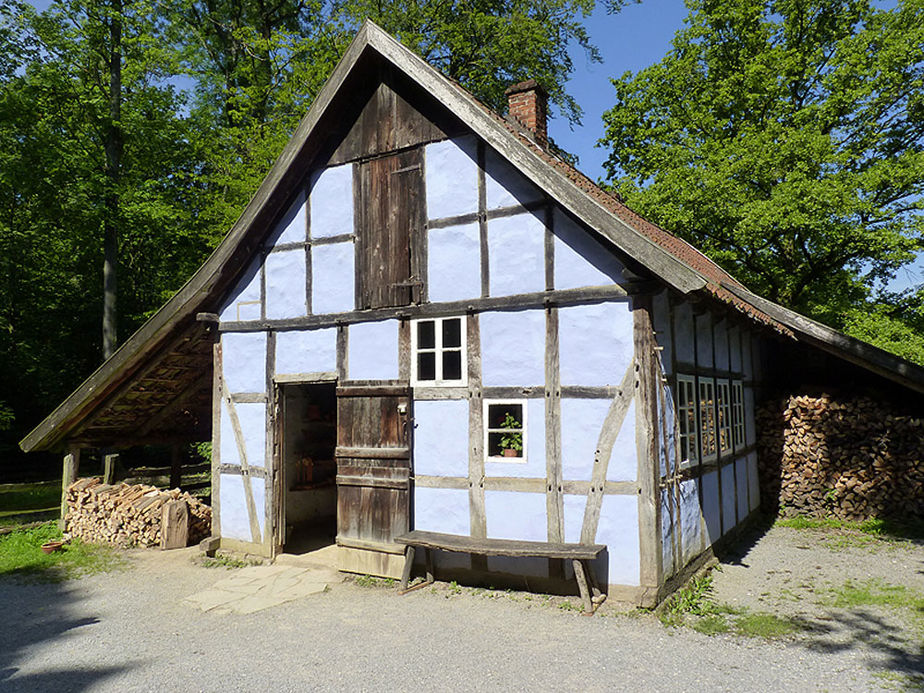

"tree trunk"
[102, 0, 123, 361]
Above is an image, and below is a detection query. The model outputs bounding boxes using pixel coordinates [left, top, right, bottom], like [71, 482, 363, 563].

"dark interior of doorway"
[282, 382, 337, 554]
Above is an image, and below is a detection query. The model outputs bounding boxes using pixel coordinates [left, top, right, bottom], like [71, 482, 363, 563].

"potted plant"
[499, 412, 523, 458]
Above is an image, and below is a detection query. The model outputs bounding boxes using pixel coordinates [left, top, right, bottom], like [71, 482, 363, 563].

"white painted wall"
[487, 212, 545, 297]
[348, 320, 398, 380]
[414, 400, 469, 478]
[265, 250, 307, 320]
[553, 208, 625, 289]
[310, 165, 353, 238]
[311, 242, 355, 315]
[275, 328, 337, 375]
[425, 136, 478, 219]
[480, 310, 545, 387]
[222, 333, 266, 393]
[559, 302, 633, 387]
[428, 223, 480, 302]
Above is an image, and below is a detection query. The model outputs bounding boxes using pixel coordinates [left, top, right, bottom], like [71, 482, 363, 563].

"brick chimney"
[505, 79, 548, 145]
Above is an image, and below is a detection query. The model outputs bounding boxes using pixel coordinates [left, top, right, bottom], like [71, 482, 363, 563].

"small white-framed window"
[677, 375, 699, 468]
[484, 400, 527, 463]
[698, 377, 717, 463]
[411, 316, 467, 386]
[731, 380, 746, 450]
[716, 379, 732, 455]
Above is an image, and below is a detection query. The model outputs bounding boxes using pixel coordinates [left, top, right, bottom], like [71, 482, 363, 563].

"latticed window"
[716, 380, 732, 455]
[484, 401, 526, 462]
[731, 380, 746, 449]
[411, 316, 466, 385]
[677, 375, 699, 467]
[698, 377, 717, 462]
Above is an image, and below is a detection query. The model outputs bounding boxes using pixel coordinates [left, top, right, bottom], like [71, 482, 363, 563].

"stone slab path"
[184, 562, 341, 614]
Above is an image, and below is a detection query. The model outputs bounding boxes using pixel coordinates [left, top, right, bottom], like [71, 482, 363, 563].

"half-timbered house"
[21, 22, 924, 606]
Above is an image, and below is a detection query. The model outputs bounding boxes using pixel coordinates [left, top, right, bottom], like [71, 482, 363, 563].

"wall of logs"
[756, 393, 924, 521]
[64, 478, 211, 547]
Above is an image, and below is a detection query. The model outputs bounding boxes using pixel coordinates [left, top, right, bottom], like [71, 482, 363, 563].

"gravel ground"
[1, 523, 922, 692]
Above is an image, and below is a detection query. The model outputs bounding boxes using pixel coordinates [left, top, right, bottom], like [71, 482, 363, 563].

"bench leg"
[400, 545, 415, 591]
[586, 563, 606, 606]
[572, 559, 594, 615]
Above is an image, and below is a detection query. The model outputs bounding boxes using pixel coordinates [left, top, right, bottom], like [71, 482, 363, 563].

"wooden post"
[102, 453, 117, 485]
[170, 444, 183, 490]
[161, 500, 189, 550]
[60, 445, 80, 528]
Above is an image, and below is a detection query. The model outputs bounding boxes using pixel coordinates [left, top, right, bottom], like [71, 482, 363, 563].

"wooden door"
[356, 149, 424, 309]
[335, 384, 411, 552]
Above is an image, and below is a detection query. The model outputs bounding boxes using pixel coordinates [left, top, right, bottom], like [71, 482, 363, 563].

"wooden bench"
[394, 530, 607, 615]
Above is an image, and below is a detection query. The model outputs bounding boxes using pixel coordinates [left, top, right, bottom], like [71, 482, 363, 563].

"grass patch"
[775, 515, 924, 542]
[0, 522, 122, 582]
[0, 481, 61, 520]
[353, 574, 396, 588]
[659, 573, 716, 626]
[825, 579, 924, 614]
[733, 612, 801, 639]
[871, 670, 924, 692]
[692, 613, 730, 635]
[196, 554, 260, 570]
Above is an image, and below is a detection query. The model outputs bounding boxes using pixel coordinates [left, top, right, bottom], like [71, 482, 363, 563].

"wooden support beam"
[60, 445, 79, 527]
[170, 444, 183, 490]
[136, 370, 212, 439]
[102, 453, 117, 485]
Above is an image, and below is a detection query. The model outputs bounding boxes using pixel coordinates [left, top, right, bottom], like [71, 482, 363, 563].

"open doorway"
[280, 382, 338, 554]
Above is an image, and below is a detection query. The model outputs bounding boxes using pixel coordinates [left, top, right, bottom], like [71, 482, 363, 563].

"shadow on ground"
[0, 577, 134, 691]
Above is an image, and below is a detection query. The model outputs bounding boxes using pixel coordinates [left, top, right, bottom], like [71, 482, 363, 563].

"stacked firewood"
[64, 478, 211, 548]
[757, 393, 924, 521]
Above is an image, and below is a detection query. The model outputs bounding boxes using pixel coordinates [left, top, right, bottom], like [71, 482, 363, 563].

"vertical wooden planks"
[634, 296, 662, 591]
[161, 500, 189, 550]
[210, 341, 222, 538]
[265, 330, 277, 554]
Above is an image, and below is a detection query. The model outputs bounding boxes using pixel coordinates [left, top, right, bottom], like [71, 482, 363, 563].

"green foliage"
[0, 481, 60, 516]
[499, 412, 523, 452]
[659, 573, 716, 626]
[775, 514, 924, 541]
[196, 553, 261, 569]
[732, 612, 801, 639]
[0, 521, 123, 581]
[600, 0, 924, 358]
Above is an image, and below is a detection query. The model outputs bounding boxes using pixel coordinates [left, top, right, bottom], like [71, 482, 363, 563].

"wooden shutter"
[356, 148, 424, 309]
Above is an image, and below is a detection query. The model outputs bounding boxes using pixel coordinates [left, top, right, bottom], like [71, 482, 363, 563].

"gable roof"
[20, 21, 924, 452]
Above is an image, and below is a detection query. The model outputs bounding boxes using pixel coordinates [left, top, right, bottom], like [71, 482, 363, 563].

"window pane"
[418, 352, 436, 381]
[487, 403, 523, 429]
[443, 350, 462, 381]
[417, 320, 435, 349]
[442, 318, 462, 348]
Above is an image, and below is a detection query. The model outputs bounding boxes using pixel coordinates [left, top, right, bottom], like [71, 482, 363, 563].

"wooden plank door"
[335, 384, 412, 555]
[356, 148, 424, 309]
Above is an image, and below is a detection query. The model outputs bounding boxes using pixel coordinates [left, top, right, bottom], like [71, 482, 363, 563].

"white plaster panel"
[702, 470, 721, 546]
[680, 479, 704, 564]
[480, 310, 545, 387]
[721, 463, 737, 534]
[696, 313, 714, 368]
[414, 487, 470, 536]
[219, 475, 265, 542]
[729, 325, 742, 373]
[652, 290, 673, 376]
[597, 494, 640, 586]
[561, 398, 610, 482]
[487, 211, 545, 297]
[311, 242, 354, 314]
[310, 165, 353, 238]
[266, 191, 306, 247]
[219, 257, 262, 323]
[661, 488, 676, 578]
[348, 320, 398, 380]
[428, 223, 481, 303]
[607, 399, 636, 482]
[413, 400, 469, 478]
[742, 333, 753, 378]
[748, 453, 760, 512]
[484, 491, 547, 542]
[563, 494, 587, 544]
[553, 208, 626, 289]
[736, 457, 750, 522]
[425, 137, 478, 219]
[673, 301, 695, 365]
[484, 147, 541, 210]
[222, 332, 266, 394]
[485, 398, 545, 478]
[744, 387, 757, 447]
[659, 388, 677, 479]
[559, 302, 633, 387]
[714, 320, 730, 372]
[265, 250, 307, 320]
[275, 328, 337, 375]
[220, 400, 266, 469]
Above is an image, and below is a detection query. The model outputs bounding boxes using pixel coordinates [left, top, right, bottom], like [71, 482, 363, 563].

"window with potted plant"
[484, 401, 526, 461]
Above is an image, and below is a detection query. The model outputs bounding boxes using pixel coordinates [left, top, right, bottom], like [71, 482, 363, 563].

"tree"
[600, 0, 924, 341]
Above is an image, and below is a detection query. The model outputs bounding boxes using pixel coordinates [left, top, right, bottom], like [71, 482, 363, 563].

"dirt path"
[0, 524, 921, 692]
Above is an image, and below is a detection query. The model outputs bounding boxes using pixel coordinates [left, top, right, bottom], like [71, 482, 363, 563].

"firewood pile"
[64, 478, 211, 548]
[757, 393, 924, 521]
